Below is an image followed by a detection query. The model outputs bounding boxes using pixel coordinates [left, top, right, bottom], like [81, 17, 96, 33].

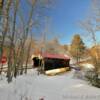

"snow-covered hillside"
[0, 69, 100, 100]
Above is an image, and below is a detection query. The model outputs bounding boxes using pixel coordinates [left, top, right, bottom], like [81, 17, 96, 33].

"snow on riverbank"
[0, 69, 100, 100]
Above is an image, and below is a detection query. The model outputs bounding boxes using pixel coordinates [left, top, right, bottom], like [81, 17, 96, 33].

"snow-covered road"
[0, 69, 100, 100]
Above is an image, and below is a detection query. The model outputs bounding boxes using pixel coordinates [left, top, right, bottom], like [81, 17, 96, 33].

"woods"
[0, 0, 53, 83]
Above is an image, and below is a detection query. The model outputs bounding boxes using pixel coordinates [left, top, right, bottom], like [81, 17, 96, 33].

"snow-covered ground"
[0, 69, 100, 100]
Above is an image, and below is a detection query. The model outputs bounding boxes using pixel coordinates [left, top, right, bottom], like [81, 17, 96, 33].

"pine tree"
[70, 34, 85, 63]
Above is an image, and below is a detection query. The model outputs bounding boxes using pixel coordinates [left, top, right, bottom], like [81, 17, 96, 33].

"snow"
[81, 63, 94, 69]
[0, 69, 100, 100]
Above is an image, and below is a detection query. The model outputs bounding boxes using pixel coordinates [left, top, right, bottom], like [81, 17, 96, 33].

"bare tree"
[7, 0, 19, 83]
[18, 0, 37, 75]
[0, 0, 12, 74]
[0, 0, 54, 81]
[24, 33, 33, 74]
[79, 0, 100, 79]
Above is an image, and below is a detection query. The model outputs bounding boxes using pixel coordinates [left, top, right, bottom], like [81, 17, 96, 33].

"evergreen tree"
[70, 34, 85, 63]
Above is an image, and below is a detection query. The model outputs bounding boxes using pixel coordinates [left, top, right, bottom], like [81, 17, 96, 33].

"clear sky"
[48, 0, 100, 46]
[49, 0, 90, 44]
[22, 0, 100, 46]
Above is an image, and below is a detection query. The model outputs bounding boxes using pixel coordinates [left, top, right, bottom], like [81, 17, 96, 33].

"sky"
[49, 0, 89, 44]
[48, 0, 100, 46]
[21, 0, 100, 47]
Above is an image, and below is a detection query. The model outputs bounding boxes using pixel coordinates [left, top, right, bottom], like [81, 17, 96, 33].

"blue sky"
[47, 0, 100, 46]
[49, 0, 90, 44]
[21, 0, 100, 46]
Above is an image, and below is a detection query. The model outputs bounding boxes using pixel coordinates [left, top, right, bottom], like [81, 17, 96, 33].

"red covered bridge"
[32, 53, 71, 75]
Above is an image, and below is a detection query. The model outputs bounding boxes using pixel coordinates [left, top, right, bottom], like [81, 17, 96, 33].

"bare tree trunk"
[25, 36, 32, 74]
[0, 0, 4, 18]
[0, 0, 12, 74]
[13, 37, 22, 77]
[19, 1, 36, 75]
[7, 0, 19, 83]
[80, 20, 99, 78]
